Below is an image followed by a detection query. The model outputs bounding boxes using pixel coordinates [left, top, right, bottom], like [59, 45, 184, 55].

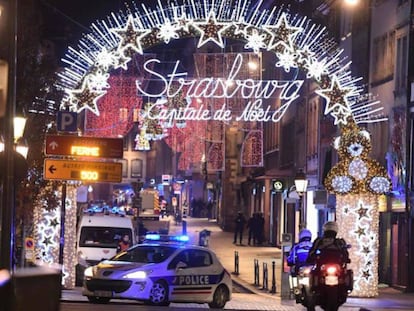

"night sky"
[40, 0, 133, 48]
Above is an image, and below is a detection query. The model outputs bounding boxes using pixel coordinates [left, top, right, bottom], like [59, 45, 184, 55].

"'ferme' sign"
[136, 53, 304, 125]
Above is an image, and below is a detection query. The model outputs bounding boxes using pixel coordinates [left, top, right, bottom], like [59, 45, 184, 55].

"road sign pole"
[58, 182, 66, 265]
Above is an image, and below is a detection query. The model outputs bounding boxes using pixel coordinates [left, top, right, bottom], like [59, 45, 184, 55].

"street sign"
[57, 111, 78, 132]
[44, 159, 123, 183]
[272, 179, 284, 192]
[45, 135, 124, 159]
[25, 237, 35, 250]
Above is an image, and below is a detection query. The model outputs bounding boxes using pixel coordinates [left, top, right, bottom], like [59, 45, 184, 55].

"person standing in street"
[233, 211, 246, 245]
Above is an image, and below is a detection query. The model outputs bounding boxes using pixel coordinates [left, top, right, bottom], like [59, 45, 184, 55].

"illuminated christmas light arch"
[57, 0, 386, 126]
[47, 0, 391, 292]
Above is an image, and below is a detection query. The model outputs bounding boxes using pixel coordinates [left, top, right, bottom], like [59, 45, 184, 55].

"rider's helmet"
[323, 221, 338, 234]
[299, 229, 312, 241]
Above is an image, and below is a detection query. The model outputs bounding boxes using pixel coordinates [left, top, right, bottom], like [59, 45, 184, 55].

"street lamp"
[0, 115, 27, 157]
[294, 169, 308, 230]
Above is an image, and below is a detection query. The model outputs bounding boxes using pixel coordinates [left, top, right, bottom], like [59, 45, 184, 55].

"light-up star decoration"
[191, 11, 231, 48]
[264, 13, 302, 51]
[355, 226, 366, 237]
[316, 76, 353, 124]
[331, 106, 351, 125]
[357, 205, 369, 219]
[65, 80, 106, 115]
[111, 15, 151, 55]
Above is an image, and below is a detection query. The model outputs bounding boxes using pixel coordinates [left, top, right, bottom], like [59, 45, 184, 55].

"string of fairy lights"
[32, 0, 392, 292]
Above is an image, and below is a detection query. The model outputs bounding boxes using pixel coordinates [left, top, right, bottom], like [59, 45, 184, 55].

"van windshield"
[79, 227, 133, 248]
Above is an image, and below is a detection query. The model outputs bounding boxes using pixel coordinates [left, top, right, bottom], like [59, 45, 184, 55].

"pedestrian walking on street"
[247, 213, 256, 245]
[233, 211, 246, 245]
[257, 212, 265, 245]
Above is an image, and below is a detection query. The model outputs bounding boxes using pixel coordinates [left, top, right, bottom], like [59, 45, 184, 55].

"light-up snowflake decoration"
[57, 0, 387, 128]
[276, 49, 298, 72]
[244, 28, 268, 53]
[156, 20, 180, 43]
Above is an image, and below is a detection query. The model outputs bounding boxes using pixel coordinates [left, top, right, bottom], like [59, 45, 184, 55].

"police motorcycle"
[287, 229, 314, 309]
[295, 245, 353, 311]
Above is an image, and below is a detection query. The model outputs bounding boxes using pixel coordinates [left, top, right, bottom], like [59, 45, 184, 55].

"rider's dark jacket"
[307, 230, 350, 264]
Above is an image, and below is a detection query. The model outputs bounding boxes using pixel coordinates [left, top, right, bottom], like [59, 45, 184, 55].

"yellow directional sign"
[44, 159, 122, 183]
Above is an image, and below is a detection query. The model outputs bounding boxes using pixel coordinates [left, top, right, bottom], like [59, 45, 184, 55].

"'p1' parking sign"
[57, 111, 78, 132]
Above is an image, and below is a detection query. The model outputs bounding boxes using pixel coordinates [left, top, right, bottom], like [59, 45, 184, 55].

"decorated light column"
[324, 120, 391, 297]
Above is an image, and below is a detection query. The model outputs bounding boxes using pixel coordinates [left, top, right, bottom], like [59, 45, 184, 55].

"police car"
[82, 234, 232, 308]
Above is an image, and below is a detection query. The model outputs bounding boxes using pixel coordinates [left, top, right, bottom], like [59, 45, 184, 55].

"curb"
[231, 274, 281, 300]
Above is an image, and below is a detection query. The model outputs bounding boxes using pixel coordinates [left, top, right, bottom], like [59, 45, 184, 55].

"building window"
[120, 159, 128, 178]
[395, 34, 408, 94]
[280, 121, 295, 167]
[131, 159, 143, 178]
[372, 31, 395, 85]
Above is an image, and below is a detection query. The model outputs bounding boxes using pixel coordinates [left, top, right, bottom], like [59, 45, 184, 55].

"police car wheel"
[208, 285, 229, 309]
[149, 280, 169, 306]
[87, 296, 110, 304]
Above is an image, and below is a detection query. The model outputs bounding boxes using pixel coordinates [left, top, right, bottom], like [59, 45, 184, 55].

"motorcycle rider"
[287, 228, 313, 275]
[307, 221, 350, 264]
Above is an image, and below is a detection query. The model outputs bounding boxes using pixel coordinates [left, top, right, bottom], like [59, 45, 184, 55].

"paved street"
[61, 216, 414, 310]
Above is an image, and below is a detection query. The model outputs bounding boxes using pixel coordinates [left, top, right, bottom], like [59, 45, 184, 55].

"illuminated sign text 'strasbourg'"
[136, 54, 304, 125]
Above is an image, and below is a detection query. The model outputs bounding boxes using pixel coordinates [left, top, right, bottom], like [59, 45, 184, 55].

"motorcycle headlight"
[84, 267, 94, 278]
[123, 270, 147, 279]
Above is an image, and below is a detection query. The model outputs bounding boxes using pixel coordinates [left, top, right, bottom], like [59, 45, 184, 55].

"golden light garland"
[34, 183, 78, 288]
[62, 185, 78, 289]
[324, 121, 390, 297]
[336, 194, 379, 297]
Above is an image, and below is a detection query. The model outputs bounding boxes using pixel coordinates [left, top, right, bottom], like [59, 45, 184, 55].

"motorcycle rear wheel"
[323, 286, 339, 311]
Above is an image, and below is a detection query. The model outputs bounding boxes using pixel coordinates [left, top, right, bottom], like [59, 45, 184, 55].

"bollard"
[234, 251, 239, 275]
[254, 259, 260, 286]
[182, 220, 187, 235]
[262, 262, 268, 290]
[270, 260, 276, 293]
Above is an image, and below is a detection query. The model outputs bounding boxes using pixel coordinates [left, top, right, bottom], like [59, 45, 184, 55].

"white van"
[76, 212, 136, 284]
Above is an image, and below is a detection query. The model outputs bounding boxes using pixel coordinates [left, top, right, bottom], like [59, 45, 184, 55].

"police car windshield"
[112, 245, 177, 264]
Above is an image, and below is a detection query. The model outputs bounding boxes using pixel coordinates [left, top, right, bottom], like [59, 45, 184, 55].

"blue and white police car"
[82, 234, 232, 308]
